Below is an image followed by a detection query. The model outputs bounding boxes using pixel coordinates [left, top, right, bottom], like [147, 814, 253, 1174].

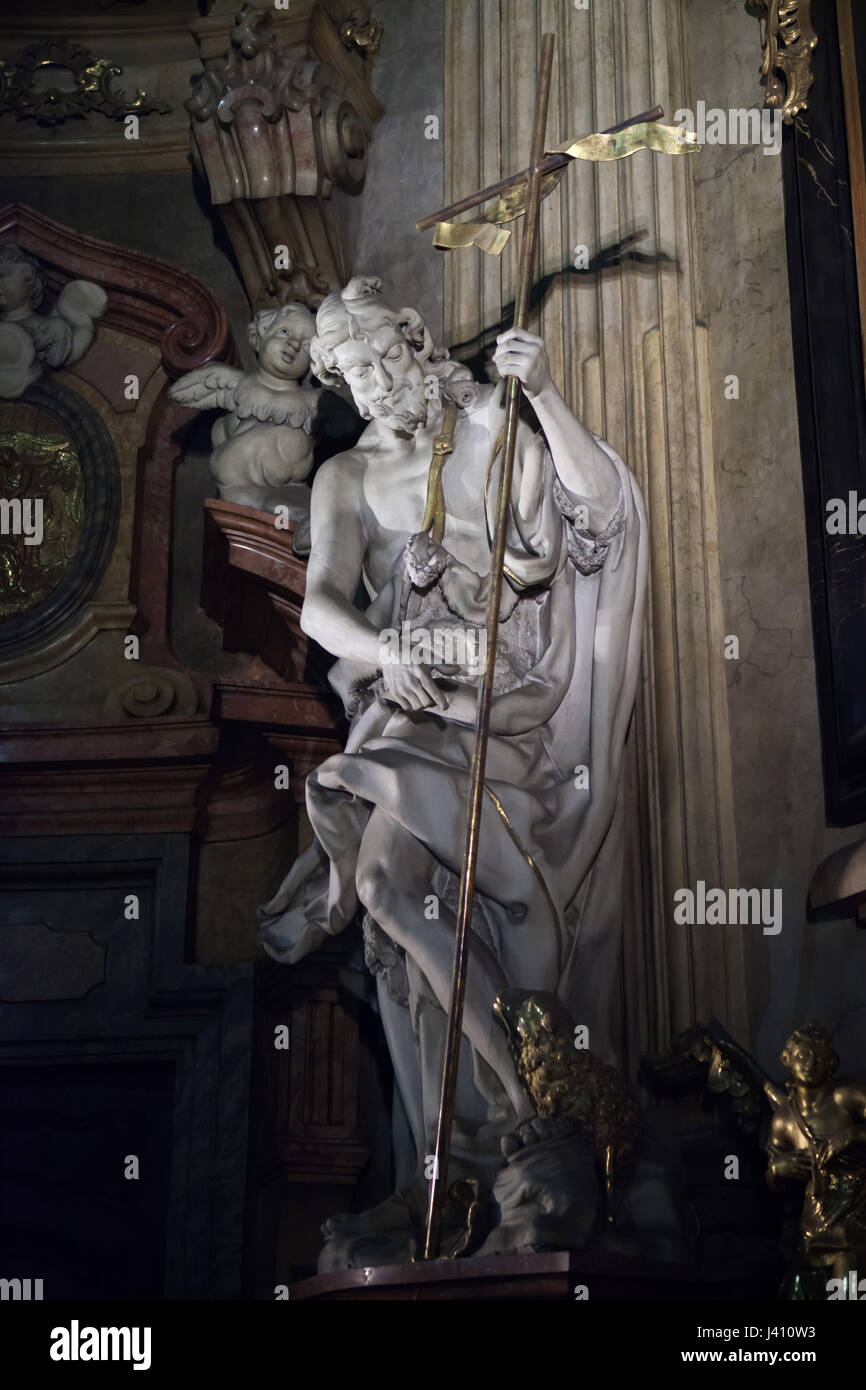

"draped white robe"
[259, 386, 648, 1184]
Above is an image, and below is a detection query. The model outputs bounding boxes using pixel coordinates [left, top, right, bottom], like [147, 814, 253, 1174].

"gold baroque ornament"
[765, 1020, 866, 1300]
[340, 7, 384, 58]
[747, 0, 818, 123]
[493, 989, 641, 1219]
[0, 38, 170, 127]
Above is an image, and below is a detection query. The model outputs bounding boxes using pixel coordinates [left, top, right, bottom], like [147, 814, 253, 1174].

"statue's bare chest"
[361, 412, 493, 547]
[787, 1091, 849, 1145]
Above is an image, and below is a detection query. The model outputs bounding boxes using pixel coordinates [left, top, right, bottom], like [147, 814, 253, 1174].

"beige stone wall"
[335, 0, 445, 342]
[443, 0, 748, 1068]
[684, 0, 866, 1071]
[434, 0, 866, 1075]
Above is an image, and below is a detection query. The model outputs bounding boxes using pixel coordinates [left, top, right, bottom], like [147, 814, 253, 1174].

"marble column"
[444, 0, 746, 1059]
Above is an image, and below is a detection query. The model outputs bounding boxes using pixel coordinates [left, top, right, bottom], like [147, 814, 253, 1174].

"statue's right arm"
[300, 453, 383, 668]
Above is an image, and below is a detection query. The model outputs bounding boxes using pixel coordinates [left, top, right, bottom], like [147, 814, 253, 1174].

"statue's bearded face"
[333, 322, 428, 432]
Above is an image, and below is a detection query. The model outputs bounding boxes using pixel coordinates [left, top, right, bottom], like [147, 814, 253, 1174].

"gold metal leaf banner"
[553, 120, 699, 162]
[432, 221, 512, 254]
[478, 169, 567, 228]
[434, 121, 700, 255]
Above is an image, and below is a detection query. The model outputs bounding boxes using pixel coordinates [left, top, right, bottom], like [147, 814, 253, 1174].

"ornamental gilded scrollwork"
[746, 0, 818, 123]
[0, 37, 169, 127]
[340, 7, 384, 56]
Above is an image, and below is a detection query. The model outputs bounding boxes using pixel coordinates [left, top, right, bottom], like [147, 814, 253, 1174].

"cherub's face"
[783, 1037, 832, 1087]
[0, 261, 33, 315]
[258, 313, 312, 381]
[333, 323, 427, 432]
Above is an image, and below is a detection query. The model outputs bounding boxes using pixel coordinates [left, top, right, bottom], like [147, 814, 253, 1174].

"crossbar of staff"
[415, 104, 664, 232]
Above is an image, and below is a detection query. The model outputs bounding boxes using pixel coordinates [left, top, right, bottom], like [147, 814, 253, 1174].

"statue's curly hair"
[781, 1020, 839, 1077]
[0, 244, 46, 310]
[309, 275, 478, 408]
[247, 301, 316, 355]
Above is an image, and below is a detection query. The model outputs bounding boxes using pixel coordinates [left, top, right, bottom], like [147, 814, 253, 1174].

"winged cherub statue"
[0, 244, 107, 400]
[169, 301, 320, 552]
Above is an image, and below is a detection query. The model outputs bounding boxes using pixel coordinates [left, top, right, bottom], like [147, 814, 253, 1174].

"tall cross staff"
[419, 31, 557, 1262]
[416, 32, 698, 1261]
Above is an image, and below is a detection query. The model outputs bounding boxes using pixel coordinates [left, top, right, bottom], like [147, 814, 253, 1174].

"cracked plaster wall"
[685, 0, 866, 1073]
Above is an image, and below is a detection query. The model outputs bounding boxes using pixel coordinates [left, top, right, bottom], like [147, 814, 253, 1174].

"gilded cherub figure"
[0, 244, 107, 400]
[169, 301, 320, 553]
[765, 1020, 866, 1299]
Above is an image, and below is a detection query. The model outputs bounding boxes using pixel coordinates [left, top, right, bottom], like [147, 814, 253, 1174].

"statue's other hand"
[778, 1150, 812, 1180]
[381, 661, 448, 713]
[494, 328, 551, 398]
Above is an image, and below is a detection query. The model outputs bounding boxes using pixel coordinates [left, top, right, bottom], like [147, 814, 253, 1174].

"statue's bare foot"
[322, 1185, 424, 1240]
[318, 1177, 494, 1271]
[318, 1186, 425, 1273]
[317, 1228, 419, 1274]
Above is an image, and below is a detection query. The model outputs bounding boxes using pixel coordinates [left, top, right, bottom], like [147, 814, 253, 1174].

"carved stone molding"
[196, 759, 296, 843]
[102, 666, 198, 721]
[187, 2, 383, 308]
[256, 949, 369, 1194]
[191, 1, 383, 124]
[747, 0, 818, 122]
[203, 498, 320, 686]
[0, 717, 218, 835]
[0, 203, 234, 684]
[0, 203, 231, 381]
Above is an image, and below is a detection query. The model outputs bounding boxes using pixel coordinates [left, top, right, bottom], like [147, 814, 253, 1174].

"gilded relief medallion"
[0, 400, 84, 618]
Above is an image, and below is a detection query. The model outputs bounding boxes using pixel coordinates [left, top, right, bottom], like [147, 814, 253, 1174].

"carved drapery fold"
[443, 0, 746, 1063]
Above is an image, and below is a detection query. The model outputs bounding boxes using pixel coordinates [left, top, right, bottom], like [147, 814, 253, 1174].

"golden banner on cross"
[430, 120, 700, 255]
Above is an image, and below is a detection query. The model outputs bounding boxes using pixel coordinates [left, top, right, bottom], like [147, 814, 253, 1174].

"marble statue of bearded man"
[259, 274, 648, 1267]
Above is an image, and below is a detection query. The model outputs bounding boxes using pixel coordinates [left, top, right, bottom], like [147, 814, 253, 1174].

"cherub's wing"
[233, 377, 315, 430]
[54, 280, 107, 324]
[168, 364, 243, 412]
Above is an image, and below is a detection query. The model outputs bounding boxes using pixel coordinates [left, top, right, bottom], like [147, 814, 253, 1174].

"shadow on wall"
[449, 232, 676, 379]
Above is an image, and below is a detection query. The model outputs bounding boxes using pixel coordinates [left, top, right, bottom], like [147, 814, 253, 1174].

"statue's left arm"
[494, 327, 623, 532]
[828, 1082, 866, 1160]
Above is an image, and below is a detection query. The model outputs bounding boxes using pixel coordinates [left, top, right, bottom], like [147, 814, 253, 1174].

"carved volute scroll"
[187, 2, 383, 310]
